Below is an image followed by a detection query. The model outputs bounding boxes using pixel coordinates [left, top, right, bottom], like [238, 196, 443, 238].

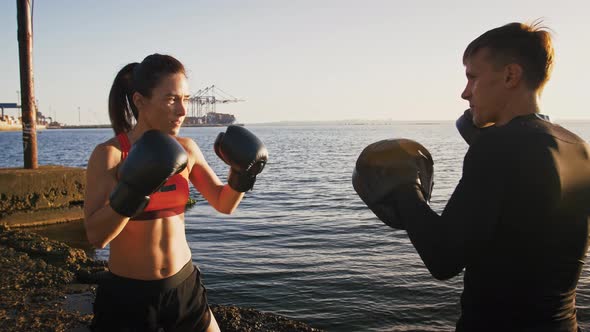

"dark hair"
[108, 54, 186, 134]
[463, 21, 554, 93]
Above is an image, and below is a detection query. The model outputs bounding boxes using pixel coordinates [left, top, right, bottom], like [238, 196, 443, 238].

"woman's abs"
[107, 216, 191, 280]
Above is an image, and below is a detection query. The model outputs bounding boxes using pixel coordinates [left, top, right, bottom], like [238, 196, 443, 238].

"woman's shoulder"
[175, 136, 200, 152]
[175, 136, 206, 167]
[94, 136, 122, 153]
[88, 136, 124, 167]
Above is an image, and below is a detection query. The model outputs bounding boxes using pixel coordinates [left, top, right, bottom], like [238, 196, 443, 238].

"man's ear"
[504, 63, 523, 88]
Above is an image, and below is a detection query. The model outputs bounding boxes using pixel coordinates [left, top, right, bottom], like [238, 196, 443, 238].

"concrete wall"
[0, 165, 86, 227]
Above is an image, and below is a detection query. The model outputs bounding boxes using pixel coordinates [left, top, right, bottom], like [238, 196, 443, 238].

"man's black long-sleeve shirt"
[398, 114, 590, 331]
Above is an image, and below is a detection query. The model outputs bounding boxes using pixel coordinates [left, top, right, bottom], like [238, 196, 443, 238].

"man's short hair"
[463, 21, 554, 93]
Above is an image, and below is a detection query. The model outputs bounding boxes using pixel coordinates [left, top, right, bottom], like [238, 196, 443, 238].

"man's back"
[458, 114, 590, 331]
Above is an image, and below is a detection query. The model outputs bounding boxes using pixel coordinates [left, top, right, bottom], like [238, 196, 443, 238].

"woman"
[84, 54, 267, 332]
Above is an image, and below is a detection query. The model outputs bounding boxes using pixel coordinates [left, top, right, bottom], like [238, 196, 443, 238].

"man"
[353, 22, 590, 331]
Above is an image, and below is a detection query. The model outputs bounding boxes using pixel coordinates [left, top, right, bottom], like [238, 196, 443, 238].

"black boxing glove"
[352, 139, 434, 229]
[214, 125, 268, 192]
[109, 130, 188, 217]
[456, 109, 495, 145]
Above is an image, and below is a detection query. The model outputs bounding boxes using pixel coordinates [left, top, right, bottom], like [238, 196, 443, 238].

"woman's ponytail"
[108, 62, 139, 134]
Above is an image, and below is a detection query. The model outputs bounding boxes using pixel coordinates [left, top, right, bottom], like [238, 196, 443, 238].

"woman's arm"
[183, 138, 244, 214]
[83, 143, 130, 248]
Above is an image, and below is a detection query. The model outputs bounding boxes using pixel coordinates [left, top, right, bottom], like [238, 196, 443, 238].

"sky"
[0, 0, 588, 125]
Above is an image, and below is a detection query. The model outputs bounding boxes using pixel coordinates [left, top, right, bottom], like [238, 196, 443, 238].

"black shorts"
[90, 261, 211, 332]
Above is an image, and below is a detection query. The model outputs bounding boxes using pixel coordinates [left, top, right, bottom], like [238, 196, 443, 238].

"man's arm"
[398, 136, 507, 280]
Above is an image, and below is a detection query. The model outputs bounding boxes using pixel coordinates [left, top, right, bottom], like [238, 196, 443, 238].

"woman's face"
[134, 72, 189, 136]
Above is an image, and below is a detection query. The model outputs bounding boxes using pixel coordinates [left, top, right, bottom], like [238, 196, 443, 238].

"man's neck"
[495, 90, 540, 126]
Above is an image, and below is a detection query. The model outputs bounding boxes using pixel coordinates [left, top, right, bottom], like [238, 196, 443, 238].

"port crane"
[188, 85, 244, 118]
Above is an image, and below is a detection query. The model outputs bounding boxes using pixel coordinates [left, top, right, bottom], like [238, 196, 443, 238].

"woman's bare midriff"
[107, 214, 192, 280]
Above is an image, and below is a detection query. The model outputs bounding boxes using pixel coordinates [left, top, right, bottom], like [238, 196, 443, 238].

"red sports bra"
[116, 133, 190, 221]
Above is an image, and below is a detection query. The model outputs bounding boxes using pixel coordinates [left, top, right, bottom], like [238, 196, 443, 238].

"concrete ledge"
[0, 165, 86, 227]
[1, 206, 84, 227]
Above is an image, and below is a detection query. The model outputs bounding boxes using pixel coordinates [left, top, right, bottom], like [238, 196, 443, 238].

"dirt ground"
[0, 225, 322, 332]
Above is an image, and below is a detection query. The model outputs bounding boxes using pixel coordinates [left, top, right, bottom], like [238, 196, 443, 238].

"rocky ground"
[0, 225, 322, 332]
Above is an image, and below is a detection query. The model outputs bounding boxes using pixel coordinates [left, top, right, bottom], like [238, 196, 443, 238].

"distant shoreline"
[48, 123, 242, 129]
[0, 124, 47, 131]
[0, 123, 244, 131]
[2, 119, 590, 132]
